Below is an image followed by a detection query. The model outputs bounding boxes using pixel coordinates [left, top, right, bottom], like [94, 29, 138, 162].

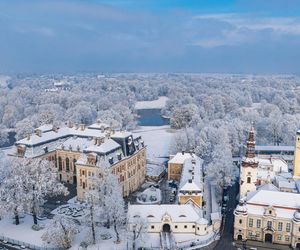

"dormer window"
[87, 153, 97, 165]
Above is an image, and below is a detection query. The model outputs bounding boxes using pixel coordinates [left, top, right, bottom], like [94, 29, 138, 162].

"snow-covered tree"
[0, 157, 28, 225]
[127, 215, 148, 250]
[103, 174, 126, 243]
[23, 158, 68, 225]
[42, 215, 78, 249]
[85, 190, 100, 245]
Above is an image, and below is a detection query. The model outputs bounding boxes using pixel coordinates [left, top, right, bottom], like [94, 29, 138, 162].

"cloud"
[0, 0, 299, 73]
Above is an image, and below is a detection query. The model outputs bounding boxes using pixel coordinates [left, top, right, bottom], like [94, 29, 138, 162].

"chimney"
[182, 150, 185, 155]
[97, 138, 101, 146]
[35, 129, 42, 137]
[93, 137, 97, 145]
[27, 134, 31, 140]
[67, 120, 73, 128]
[74, 124, 78, 130]
[79, 124, 85, 131]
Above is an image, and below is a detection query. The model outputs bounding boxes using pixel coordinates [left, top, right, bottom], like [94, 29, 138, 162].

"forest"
[0, 73, 300, 186]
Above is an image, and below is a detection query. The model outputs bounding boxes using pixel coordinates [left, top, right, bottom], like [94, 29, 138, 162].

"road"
[214, 181, 239, 250]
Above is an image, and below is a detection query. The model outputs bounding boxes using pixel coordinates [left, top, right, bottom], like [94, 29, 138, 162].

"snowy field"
[135, 96, 168, 109]
[133, 125, 176, 162]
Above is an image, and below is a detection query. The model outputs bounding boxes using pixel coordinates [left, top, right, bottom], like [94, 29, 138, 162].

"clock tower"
[240, 126, 258, 198]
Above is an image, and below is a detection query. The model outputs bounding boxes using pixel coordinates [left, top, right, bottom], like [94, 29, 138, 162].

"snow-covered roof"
[247, 190, 300, 209]
[88, 122, 110, 130]
[111, 131, 132, 139]
[178, 154, 203, 193]
[180, 181, 202, 192]
[169, 152, 194, 164]
[128, 204, 204, 223]
[84, 139, 121, 154]
[36, 124, 53, 132]
[257, 183, 279, 192]
[277, 180, 296, 190]
[255, 145, 294, 152]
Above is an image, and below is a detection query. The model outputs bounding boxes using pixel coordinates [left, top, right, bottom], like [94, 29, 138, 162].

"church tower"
[240, 126, 258, 198]
[293, 131, 300, 179]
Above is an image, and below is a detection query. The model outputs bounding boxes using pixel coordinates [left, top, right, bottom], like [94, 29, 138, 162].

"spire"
[245, 125, 255, 158]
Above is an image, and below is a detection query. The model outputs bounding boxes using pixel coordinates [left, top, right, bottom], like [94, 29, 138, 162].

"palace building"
[234, 127, 300, 249]
[8, 121, 146, 200]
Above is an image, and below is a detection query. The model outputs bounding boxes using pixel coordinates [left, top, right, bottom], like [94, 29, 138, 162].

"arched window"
[66, 158, 70, 172]
[247, 177, 251, 184]
[73, 159, 77, 174]
[58, 157, 62, 171]
[239, 219, 242, 224]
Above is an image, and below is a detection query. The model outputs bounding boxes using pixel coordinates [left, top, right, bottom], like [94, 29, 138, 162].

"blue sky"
[1, 0, 300, 73]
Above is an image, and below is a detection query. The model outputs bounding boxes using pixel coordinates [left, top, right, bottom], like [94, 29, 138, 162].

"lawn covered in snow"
[135, 96, 168, 110]
[133, 125, 176, 162]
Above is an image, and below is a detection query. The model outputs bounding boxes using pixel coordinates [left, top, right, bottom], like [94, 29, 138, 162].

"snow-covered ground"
[135, 96, 169, 109]
[133, 125, 176, 163]
[0, 215, 49, 247]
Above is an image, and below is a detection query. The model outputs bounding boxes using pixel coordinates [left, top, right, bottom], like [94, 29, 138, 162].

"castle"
[8, 121, 146, 200]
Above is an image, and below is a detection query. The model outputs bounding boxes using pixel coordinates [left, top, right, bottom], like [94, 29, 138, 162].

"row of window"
[248, 218, 291, 232]
[247, 232, 290, 242]
[150, 224, 205, 230]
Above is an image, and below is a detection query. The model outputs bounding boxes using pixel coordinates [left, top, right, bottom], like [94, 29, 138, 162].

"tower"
[239, 126, 258, 198]
[293, 131, 300, 179]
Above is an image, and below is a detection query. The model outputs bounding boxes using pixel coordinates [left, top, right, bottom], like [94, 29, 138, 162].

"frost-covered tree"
[42, 215, 78, 249]
[103, 174, 126, 243]
[128, 215, 148, 250]
[205, 145, 237, 188]
[23, 158, 68, 225]
[0, 125, 8, 146]
[85, 190, 99, 245]
[0, 157, 28, 225]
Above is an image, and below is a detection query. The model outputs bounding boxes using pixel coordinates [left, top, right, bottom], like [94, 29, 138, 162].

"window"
[278, 222, 283, 231]
[83, 182, 85, 189]
[267, 221, 272, 228]
[66, 157, 70, 172]
[184, 225, 187, 229]
[286, 223, 291, 232]
[175, 225, 178, 229]
[73, 159, 77, 173]
[192, 225, 195, 228]
[277, 235, 282, 241]
[269, 210, 272, 215]
[256, 219, 261, 228]
[58, 157, 62, 171]
[285, 235, 290, 241]
[151, 225, 154, 229]
[249, 218, 253, 227]
[239, 219, 242, 224]
[247, 177, 251, 183]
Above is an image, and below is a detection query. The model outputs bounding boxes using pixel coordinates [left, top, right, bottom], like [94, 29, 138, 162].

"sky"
[1, 0, 300, 74]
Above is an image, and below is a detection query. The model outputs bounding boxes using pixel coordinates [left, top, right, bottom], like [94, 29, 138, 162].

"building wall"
[55, 150, 81, 184]
[76, 147, 146, 200]
[178, 194, 203, 208]
[240, 165, 257, 198]
[168, 162, 183, 181]
[234, 212, 300, 248]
